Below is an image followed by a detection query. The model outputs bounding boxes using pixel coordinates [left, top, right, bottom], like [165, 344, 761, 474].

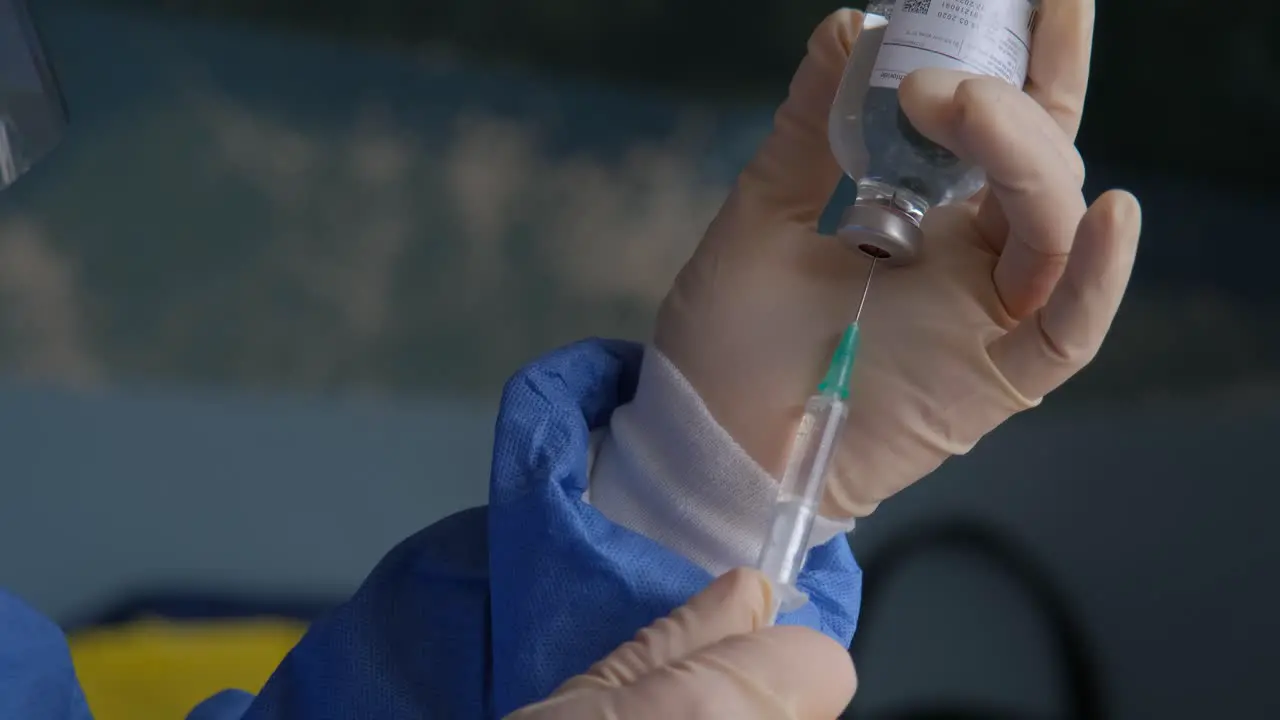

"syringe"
[756, 259, 876, 622]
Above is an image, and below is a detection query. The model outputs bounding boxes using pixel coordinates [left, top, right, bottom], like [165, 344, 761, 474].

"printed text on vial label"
[870, 0, 1035, 90]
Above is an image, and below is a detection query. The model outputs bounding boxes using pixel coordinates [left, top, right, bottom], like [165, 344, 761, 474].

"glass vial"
[828, 0, 1038, 264]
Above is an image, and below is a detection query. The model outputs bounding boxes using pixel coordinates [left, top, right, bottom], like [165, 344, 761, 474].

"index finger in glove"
[609, 626, 857, 720]
[900, 69, 1086, 317]
[1025, 0, 1095, 140]
[989, 189, 1141, 399]
[969, 0, 1095, 287]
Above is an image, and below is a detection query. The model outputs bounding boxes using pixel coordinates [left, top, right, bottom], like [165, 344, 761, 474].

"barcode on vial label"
[901, 0, 932, 14]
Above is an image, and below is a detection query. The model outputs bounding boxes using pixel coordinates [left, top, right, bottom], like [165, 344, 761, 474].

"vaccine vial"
[829, 0, 1038, 264]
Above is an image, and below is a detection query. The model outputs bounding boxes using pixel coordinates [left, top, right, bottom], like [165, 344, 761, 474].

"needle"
[756, 256, 878, 622]
[854, 257, 877, 325]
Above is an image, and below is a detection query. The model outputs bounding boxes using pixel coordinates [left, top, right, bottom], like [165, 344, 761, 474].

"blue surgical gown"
[0, 339, 862, 719]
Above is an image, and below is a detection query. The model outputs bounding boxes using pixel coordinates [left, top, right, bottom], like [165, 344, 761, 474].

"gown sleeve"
[0, 339, 861, 720]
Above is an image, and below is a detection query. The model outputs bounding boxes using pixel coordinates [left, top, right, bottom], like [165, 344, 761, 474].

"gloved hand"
[505, 568, 856, 719]
[655, 1, 1141, 518]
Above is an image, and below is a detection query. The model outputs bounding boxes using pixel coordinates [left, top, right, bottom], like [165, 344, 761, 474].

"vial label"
[869, 0, 1035, 90]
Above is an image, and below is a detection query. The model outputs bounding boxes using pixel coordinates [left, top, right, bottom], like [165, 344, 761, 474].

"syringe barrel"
[757, 498, 817, 594]
[778, 393, 849, 510]
[756, 393, 849, 606]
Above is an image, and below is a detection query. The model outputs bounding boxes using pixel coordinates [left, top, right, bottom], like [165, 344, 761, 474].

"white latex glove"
[504, 568, 856, 719]
[655, 1, 1141, 519]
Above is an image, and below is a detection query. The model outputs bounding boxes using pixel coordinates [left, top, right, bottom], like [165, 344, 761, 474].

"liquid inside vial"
[829, 0, 1037, 252]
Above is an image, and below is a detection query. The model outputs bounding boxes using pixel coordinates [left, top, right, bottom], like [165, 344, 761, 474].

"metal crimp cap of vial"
[835, 198, 924, 266]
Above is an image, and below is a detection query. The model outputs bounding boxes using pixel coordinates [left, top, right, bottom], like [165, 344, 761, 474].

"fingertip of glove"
[1095, 188, 1143, 239]
[813, 9, 863, 57]
[740, 626, 859, 711]
[712, 568, 775, 628]
[765, 625, 856, 670]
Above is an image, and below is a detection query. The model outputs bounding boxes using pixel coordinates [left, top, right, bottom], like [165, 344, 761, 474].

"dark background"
[91, 0, 1280, 188]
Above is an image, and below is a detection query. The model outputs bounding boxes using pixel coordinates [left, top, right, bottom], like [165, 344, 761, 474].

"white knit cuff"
[586, 346, 855, 576]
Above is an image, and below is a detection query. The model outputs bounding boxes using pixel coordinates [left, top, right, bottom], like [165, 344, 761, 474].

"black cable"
[842, 519, 1106, 719]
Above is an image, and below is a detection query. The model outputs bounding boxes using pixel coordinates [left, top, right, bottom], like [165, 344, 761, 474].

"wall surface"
[848, 392, 1280, 718]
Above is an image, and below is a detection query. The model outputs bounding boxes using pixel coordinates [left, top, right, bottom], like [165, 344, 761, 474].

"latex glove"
[505, 568, 856, 719]
[655, 2, 1141, 519]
